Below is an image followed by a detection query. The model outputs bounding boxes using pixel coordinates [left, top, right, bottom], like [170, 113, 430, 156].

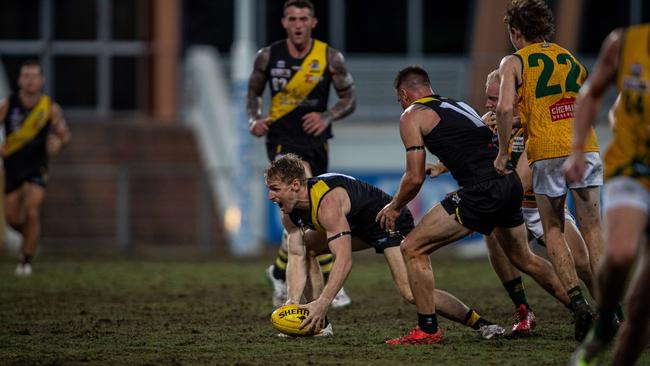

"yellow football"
[270, 304, 313, 336]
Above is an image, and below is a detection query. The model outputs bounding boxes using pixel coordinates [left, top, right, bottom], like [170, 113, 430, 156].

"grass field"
[1, 248, 648, 366]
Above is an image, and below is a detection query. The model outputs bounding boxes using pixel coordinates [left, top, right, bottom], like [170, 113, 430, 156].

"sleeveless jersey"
[606, 24, 650, 191]
[3, 93, 51, 173]
[266, 39, 332, 148]
[414, 95, 502, 186]
[288, 173, 412, 242]
[515, 42, 599, 163]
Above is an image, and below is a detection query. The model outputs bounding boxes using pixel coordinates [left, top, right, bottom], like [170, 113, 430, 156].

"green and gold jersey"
[515, 42, 599, 163]
[606, 24, 650, 190]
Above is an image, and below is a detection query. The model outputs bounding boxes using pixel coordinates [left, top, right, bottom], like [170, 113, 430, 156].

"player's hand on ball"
[299, 298, 328, 333]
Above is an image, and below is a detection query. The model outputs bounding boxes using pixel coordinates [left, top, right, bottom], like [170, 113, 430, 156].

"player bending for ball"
[265, 154, 505, 340]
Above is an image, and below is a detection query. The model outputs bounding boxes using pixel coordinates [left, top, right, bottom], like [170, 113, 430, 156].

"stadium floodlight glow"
[224, 206, 242, 234]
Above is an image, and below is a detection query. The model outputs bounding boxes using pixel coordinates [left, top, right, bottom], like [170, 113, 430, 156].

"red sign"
[549, 97, 576, 122]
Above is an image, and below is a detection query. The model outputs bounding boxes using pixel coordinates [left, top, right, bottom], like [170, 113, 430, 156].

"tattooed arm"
[302, 48, 356, 136]
[247, 47, 271, 137]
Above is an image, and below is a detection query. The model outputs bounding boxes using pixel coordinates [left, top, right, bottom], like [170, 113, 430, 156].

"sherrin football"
[270, 304, 313, 336]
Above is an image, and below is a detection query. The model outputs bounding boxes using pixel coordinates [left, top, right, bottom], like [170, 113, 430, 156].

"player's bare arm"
[494, 55, 520, 174]
[247, 47, 271, 137]
[425, 161, 448, 178]
[47, 102, 71, 156]
[0, 98, 8, 123]
[376, 104, 435, 231]
[302, 48, 356, 136]
[283, 214, 308, 305]
[565, 29, 622, 182]
[299, 188, 352, 331]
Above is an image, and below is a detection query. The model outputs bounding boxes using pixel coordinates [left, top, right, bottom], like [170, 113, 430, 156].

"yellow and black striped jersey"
[266, 39, 332, 148]
[288, 173, 413, 243]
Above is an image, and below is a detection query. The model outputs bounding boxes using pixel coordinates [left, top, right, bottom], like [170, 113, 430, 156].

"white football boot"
[314, 323, 334, 337]
[265, 265, 287, 307]
[15, 263, 32, 277]
[476, 324, 506, 339]
[331, 287, 351, 309]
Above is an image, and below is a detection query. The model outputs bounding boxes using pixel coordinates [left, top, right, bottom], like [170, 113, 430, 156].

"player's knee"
[25, 207, 40, 223]
[400, 238, 417, 260]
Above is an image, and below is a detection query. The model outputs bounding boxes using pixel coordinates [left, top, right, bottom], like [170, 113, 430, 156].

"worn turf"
[0, 249, 648, 365]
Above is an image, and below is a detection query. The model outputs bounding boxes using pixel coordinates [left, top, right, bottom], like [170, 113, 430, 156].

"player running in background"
[378, 66, 570, 345]
[265, 154, 505, 340]
[247, 0, 356, 308]
[566, 24, 650, 366]
[495, 0, 602, 341]
[0, 60, 70, 276]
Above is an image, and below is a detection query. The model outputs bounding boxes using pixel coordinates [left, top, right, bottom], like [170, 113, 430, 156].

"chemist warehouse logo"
[549, 97, 576, 122]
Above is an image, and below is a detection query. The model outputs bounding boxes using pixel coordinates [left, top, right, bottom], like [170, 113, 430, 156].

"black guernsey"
[3, 93, 51, 174]
[288, 173, 413, 246]
[266, 39, 333, 148]
[414, 95, 504, 186]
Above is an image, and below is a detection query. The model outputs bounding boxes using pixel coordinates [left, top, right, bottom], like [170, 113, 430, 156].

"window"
[423, 1, 472, 54]
[112, 0, 148, 41]
[345, 2, 406, 53]
[54, 0, 98, 40]
[54, 56, 97, 107]
[112, 56, 145, 110]
[0, 0, 40, 40]
[579, 1, 630, 54]
[184, 0, 234, 53]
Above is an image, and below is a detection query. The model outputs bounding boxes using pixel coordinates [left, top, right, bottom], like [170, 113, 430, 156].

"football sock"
[417, 313, 439, 334]
[567, 285, 587, 311]
[21, 253, 32, 265]
[463, 309, 491, 330]
[503, 276, 530, 309]
[317, 253, 334, 281]
[272, 248, 288, 281]
[594, 308, 617, 341]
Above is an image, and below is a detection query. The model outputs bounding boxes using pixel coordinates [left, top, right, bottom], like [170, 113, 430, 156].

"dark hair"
[265, 153, 307, 184]
[20, 59, 43, 74]
[504, 0, 555, 41]
[394, 65, 431, 90]
[283, 0, 315, 16]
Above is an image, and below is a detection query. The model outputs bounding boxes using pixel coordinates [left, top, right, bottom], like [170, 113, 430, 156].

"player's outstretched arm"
[283, 214, 308, 305]
[247, 47, 271, 137]
[565, 28, 622, 182]
[299, 189, 352, 332]
[376, 105, 430, 231]
[302, 48, 356, 136]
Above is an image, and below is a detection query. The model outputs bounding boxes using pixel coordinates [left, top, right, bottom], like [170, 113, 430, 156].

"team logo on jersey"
[270, 68, 291, 78]
[623, 63, 648, 92]
[549, 97, 576, 122]
[9, 108, 23, 131]
[276, 60, 286, 68]
[309, 59, 320, 71]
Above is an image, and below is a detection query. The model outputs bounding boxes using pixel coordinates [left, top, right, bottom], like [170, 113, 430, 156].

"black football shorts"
[441, 172, 524, 235]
